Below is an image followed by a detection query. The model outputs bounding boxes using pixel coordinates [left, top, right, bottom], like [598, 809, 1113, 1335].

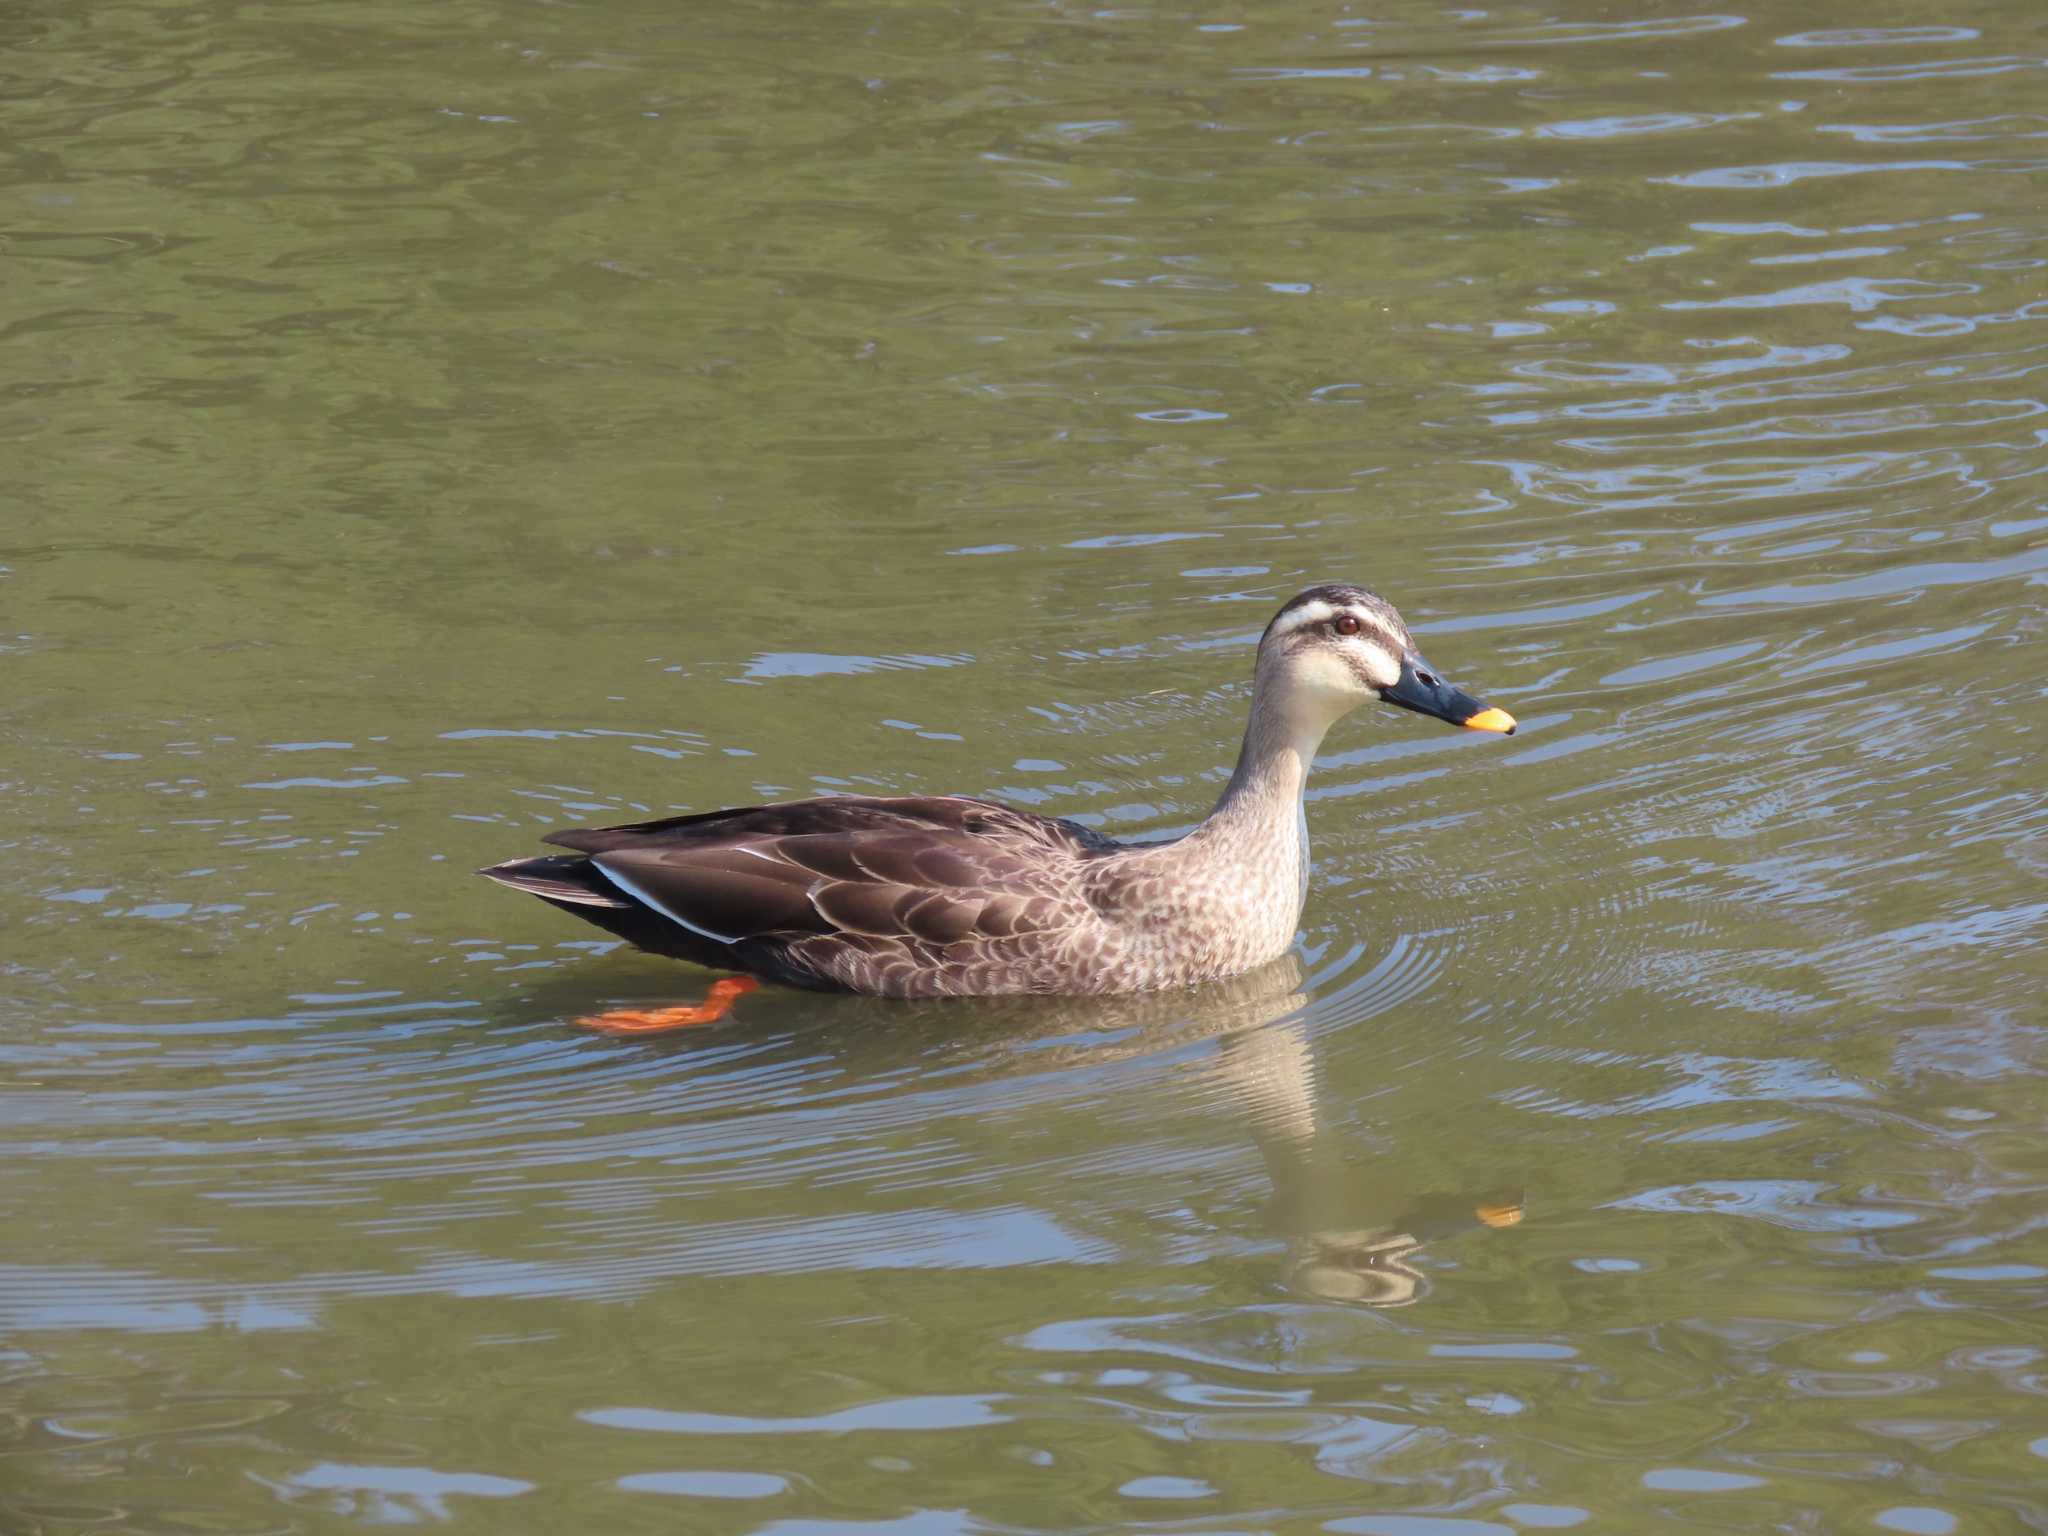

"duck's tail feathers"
[476, 855, 634, 908]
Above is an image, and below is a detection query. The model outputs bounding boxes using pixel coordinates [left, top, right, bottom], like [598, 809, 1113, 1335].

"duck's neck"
[1199, 681, 1340, 848]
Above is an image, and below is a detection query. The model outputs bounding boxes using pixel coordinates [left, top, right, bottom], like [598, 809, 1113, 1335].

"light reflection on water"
[5, 0, 2048, 1529]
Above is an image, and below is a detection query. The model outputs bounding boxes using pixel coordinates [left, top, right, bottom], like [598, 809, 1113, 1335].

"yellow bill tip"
[1475, 1200, 1525, 1229]
[1462, 705, 1517, 735]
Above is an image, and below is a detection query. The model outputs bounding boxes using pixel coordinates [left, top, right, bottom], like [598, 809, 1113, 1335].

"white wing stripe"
[591, 858, 745, 946]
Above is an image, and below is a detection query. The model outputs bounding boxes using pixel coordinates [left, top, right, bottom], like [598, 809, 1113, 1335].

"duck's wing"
[535, 796, 1114, 986]
[542, 794, 1113, 858]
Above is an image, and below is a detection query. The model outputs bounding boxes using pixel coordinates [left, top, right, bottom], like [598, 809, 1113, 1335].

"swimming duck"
[481, 583, 1515, 1011]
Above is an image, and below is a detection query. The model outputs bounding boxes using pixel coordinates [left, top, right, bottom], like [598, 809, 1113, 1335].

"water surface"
[5, 0, 2046, 1530]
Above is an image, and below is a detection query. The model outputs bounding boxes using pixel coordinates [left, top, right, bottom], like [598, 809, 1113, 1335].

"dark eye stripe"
[1290, 618, 1401, 655]
[1334, 618, 1401, 652]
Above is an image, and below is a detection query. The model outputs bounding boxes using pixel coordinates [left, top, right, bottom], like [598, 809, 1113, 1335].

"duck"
[480, 583, 1515, 1020]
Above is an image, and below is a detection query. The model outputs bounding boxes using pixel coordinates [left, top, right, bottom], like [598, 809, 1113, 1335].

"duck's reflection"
[1181, 961, 1523, 1306]
[546, 952, 1522, 1307]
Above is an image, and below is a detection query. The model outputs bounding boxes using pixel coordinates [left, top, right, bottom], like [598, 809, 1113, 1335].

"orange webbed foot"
[575, 976, 760, 1035]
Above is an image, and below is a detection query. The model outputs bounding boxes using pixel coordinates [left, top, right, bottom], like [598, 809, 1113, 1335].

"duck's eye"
[1332, 614, 1363, 637]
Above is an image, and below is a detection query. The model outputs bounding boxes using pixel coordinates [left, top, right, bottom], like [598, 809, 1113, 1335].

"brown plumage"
[483, 796, 1115, 995]
[480, 584, 1517, 998]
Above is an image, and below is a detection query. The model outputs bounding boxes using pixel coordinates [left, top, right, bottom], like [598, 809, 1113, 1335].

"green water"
[6, 0, 2047, 1529]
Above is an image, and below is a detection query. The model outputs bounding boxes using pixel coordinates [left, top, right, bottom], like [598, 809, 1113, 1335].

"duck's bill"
[1381, 655, 1517, 735]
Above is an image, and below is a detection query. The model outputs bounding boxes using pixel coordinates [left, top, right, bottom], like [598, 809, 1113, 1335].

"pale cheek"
[1288, 650, 1370, 704]
[1359, 644, 1401, 690]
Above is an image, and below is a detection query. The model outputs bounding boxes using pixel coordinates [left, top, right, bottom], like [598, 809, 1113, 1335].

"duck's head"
[1255, 583, 1516, 736]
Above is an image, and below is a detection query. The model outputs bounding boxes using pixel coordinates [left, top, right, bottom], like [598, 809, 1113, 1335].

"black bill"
[1380, 653, 1517, 734]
